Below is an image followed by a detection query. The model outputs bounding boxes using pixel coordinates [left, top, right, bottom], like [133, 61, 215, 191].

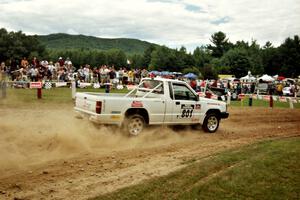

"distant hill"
[37, 33, 157, 54]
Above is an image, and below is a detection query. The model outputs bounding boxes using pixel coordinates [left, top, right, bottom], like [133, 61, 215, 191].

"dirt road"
[0, 106, 299, 200]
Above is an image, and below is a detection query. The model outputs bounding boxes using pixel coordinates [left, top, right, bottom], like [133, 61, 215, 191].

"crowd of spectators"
[1, 57, 298, 97]
[0, 57, 150, 86]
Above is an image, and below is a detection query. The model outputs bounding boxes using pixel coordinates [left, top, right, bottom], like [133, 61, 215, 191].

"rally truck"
[74, 78, 229, 136]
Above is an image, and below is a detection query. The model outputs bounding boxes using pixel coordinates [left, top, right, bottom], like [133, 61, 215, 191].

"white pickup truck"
[74, 78, 229, 136]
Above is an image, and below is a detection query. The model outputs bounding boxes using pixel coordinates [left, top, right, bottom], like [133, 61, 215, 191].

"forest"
[0, 28, 299, 79]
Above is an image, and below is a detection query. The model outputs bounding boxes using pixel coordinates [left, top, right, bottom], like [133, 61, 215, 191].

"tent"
[240, 75, 256, 83]
[184, 73, 197, 79]
[273, 75, 285, 81]
[161, 71, 171, 76]
[258, 74, 275, 82]
[149, 70, 160, 75]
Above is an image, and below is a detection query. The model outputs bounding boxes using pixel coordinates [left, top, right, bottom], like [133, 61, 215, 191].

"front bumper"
[220, 112, 229, 119]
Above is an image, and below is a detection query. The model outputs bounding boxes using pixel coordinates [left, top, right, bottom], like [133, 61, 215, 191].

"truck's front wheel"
[202, 113, 220, 133]
[125, 114, 145, 136]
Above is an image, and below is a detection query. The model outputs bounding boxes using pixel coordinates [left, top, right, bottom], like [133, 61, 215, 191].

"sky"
[1, 0, 300, 51]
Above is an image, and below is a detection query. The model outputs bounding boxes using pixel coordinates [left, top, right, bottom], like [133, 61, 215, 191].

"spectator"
[9, 59, 19, 81]
[83, 65, 90, 82]
[77, 66, 85, 81]
[134, 69, 141, 84]
[58, 57, 64, 67]
[92, 67, 99, 83]
[0, 62, 6, 81]
[236, 82, 242, 95]
[21, 57, 29, 69]
[128, 69, 134, 83]
[141, 68, 148, 78]
[250, 83, 255, 93]
[123, 69, 128, 85]
[190, 79, 197, 90]
[118, 68, 124, 84]
[65, 57, 72, 66]
[37, 65, 45, 81]
[29, 67, 38, 81]
[109, 68, 116, 84]
[48, 61, 55, 80]
[31, 57, 38, 68]
[290, 84, 295, 96]
[100, 65, 108, 84]
[276, 83, 283, 96]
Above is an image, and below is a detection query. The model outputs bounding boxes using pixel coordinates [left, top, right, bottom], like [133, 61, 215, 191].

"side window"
[173, 83, 197, 101]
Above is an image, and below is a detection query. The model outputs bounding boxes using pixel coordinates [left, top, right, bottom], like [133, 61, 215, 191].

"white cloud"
[0, 0, 299, 51]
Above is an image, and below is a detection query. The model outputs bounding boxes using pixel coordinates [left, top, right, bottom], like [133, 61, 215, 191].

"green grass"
[0, 87, 128, 108]
[92, 137, 300, 200]
[230, 97, 300, 109]
[0, 87, 299, 109]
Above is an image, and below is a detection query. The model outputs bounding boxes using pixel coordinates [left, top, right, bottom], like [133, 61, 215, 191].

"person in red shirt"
[58, 57, 65, 67]
[190, 79, 197, 90]
[32, 57, 39, 68]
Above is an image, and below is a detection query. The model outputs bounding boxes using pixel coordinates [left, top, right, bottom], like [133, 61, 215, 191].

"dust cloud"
[0, 107, 196, 173]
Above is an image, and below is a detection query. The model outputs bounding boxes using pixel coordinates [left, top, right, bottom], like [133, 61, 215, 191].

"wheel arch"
[124, 108, 149, 124]
[205, 109, 221, 118]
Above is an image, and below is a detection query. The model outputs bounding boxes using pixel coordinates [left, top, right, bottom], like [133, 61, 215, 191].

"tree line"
[0, 28, 299, 79]
[133, 31, 300, 79]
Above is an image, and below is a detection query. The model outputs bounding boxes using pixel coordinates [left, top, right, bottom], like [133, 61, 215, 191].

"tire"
[124, 114, 145, 136]
[202, 113, 220, 133]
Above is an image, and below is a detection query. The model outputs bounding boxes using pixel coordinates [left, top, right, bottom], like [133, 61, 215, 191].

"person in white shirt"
[29, 67, 38, 81]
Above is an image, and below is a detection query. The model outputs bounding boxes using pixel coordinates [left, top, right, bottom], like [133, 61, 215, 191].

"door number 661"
[181, 109, 193, 118]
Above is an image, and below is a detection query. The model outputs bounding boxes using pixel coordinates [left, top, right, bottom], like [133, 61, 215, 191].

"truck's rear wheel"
[202, 113, 220, 133]
[125, 114, 145, 136]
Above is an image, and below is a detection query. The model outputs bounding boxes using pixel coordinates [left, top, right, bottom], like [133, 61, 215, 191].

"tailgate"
[75, 93, 101, 114]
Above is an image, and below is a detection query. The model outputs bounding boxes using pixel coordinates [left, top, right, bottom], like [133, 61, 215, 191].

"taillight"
[96, 101, 102, 114]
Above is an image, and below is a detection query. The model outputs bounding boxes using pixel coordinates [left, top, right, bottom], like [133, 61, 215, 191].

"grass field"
[93, 137, 300, 200]
[0, 87, 299, 109]
[0, 87, 128, 107]
[230, 96, 300, 109]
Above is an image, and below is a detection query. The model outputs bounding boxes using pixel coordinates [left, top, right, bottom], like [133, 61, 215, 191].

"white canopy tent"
[240, 75, 256, 83]
[240, 71, 256, 83]
[258, 74, 275, 82]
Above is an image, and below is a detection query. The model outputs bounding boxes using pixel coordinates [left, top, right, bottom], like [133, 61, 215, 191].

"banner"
[127, 85, 137, 90]
[30, 82, 42, 89]
[44, 82, 52, 89]
[238, 94, 246, 100]
[79, 82, 92, 88]
[263, 95, 270, 101]
[55, 82, 67, 87]
[279, 96, 287, 102]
